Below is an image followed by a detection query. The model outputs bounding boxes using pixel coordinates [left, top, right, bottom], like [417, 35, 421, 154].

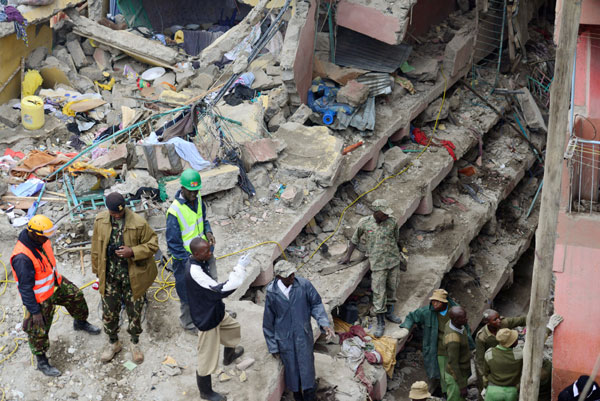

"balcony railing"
[565, 136, 600, 213]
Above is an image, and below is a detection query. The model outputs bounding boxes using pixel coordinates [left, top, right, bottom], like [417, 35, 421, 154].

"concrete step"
[209, 34, 480, 301]
[445, 177, 541, 330]
[385, 123, 545, 343]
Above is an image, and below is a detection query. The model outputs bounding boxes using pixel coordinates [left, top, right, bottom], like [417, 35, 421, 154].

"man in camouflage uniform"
[410, 381, 445, 400]
[91, 193, 158, 364]
[339, 199, 405, 337]
[11, 214, 100, 376]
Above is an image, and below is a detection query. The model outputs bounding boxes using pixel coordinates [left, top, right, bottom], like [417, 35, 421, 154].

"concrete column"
[252, 264, 274, 287]
[389, 126, 409, 142]
[414, 192, 433, 215]
[362, 153, 379, 172]
[454, 246, 471, 268]
[369, 368, 388, 400]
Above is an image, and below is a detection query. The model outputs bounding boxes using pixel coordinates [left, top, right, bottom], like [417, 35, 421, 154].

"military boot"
[303, 388, 316, 401]
[73, 319, 101, 335]
[293, 392, 304, 401]
[36, 353, 61, 376]
[197, 372, 226, 401]
[100, 340, 122, 363]
[223, 346, 244, 365]
[384, 304, 403, 324]
[374, 313, 386, 338]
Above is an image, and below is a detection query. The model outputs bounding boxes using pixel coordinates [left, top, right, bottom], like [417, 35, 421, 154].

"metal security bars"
[473, 0, 507, 90]
[565, 136, 600, 214]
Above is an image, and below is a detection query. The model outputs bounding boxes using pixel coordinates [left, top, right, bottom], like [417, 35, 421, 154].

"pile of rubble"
[0, 0, 557, 399]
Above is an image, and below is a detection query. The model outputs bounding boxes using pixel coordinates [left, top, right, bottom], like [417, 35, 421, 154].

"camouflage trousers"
[101, 262, 144, 344]
[371, 265, 399, 314]
[23, 277, 89, 355]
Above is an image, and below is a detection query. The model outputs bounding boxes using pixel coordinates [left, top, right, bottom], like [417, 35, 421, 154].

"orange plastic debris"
[342, 141, 364, 155]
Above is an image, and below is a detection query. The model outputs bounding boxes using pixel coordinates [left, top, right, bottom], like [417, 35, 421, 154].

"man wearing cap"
[92, 192, 158, 364]
[263, 260, 335, 401]
[339, 199, 405, 338]
[475, 310, 562, 397]
[166, 168, 217, 330]
[443, 306, 473, 401]
[185, 238, 248, 401]
[410, 381, 445, 400]
[10, 214, 100, 376]
[399, 289, 474, 395]
[481, 328, 522, 401]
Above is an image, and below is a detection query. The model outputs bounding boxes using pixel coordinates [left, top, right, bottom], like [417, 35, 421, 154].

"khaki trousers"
[197, 313, 241, 376]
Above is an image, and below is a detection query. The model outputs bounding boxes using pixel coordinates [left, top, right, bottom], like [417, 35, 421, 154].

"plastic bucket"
[21, 95, 45, 130]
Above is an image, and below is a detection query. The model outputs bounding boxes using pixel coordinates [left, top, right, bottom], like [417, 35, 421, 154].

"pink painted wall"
[336, 0, 402, 45]
[553, 212, 600, 396]
[293, 0, 317, 104]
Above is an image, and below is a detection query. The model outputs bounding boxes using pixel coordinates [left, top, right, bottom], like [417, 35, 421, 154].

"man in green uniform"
[92, 193, 159, 364]
[482, 328, 522, 401]
[475, 310, 526, 393]
[399, 289, 475, 395]
[339, 199, 405, 337]
[409, 381, 445, 400]
[443, 306, 472, 401]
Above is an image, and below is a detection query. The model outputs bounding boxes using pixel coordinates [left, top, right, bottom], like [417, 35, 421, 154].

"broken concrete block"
[78, 65, 105, 82]
[154, 144, 185, 175]
[316, 32, 330, 52]
[92, 143, 129, 169]
[176, 69, 195, 89]
[66, 40, 91, 69]
[383, 147, 410, 175]
[165, 164, 240, 199]
[81, 39, 95, 56]
[93, 48, 111, 71]
[26, 47, 48, 69]
[240, 138, 284, 171]
[288, 104, 313, 124]
[251, 68, 277, 91]
[210, 187, 244, 217]
[281, 185, 304, 208]
[268, 109, 287, 132]
[266, 65, 282, 77]
[417, 97, 450, 124]
[443, 31, 474, 77]
[265, 86, 288, 120]
[0, 103, 20, 128]
[336, 80, 369, 107]
[274, 122, 343, 187]
[73, 173, 98, 193]
[54, 47, 77, 72]
[405, 58, 439, 82]
[106, 169, 158, 196]
[516, 87, 547, 132]
[236, 358, 255, 371]
[130, 145, 149, 169]
[190, 72, 215, 91]
[69, 74, 95, 93]
[409, 208, 454, 232]
[217, 102, 266, 142]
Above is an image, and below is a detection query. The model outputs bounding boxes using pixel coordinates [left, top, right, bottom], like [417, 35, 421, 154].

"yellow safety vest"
[167, 198, 206, 253]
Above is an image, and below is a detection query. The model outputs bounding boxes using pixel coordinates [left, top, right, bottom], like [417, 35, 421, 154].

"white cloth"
[277, 280, 291, 299]
[449, 321, 465, 334]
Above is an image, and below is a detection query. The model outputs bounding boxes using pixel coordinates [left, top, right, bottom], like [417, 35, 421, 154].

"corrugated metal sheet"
[335, 27, 412, 73]
[356, 73, 394, 97]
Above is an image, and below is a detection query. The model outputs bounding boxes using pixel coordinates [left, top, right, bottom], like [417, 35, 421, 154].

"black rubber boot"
[385, 304, 403, 324]
[374, 313, 386, 338]
[196, 372, 226, 401]
[73, 319, 101, 335]
[36, 354, 61, 376]
[223, 346, 244, 365]
[303, 388, 316, 401]
[293, 391, 304, 401]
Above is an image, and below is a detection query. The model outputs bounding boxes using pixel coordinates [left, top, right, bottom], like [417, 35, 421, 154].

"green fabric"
[483, 345, 523, 387]
[117, 0, 153, 29]
[475, 316, 526, 379]
[485, 384, 518, 401]
[445, 369, 466, 401]
[443, 321, 471, 389]
[351, 215, 401, 271]
[400, 299, 475, 380]
[371, 266, 399, 313]
[437, 311, 450, 356]
[438, 355, 448, 393]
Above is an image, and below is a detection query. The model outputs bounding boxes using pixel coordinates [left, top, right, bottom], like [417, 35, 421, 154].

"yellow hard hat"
[27, 215, 55, 237]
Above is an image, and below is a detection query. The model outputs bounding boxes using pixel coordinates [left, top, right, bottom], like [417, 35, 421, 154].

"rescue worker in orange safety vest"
[10, 215, 100, 376]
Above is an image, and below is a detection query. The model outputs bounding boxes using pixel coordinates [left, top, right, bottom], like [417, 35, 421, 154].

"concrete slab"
[165, 164, 239, 199]
[385, 125, 546, 343]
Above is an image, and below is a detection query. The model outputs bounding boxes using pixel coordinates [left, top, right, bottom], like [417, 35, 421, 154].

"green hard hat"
[180, 169, 202, 191]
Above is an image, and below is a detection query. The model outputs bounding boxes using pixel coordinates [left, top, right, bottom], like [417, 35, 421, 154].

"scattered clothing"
[224, 84, 258, 106]
[558, 376, 600, 401]
[11, 178, 44, 197]
[0, 6, 28, 45]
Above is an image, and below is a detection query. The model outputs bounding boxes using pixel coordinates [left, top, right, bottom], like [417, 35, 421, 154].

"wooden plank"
[66, 9, 179, 66]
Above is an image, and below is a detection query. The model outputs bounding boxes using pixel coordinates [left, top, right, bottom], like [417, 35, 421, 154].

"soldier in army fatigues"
[91, 193, 158, 364]
[339, 199, 406, 337]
